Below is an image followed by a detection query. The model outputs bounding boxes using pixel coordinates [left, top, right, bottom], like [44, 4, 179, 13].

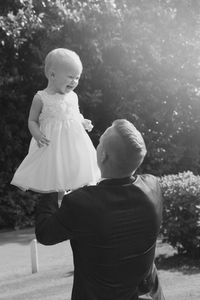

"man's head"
[97, 119, 147, 178]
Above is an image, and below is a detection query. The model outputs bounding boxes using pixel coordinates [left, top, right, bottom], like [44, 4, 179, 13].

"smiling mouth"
[66, 85, 74, 89]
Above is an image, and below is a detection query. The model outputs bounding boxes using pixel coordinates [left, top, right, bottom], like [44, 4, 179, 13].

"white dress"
[11, 90, 100, 192]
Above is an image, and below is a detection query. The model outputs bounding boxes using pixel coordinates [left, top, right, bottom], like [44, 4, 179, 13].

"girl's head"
[44, 48, 83, 94]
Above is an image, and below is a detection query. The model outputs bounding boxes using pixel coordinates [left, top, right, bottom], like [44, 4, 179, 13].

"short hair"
[44, 48, 83, 78]
[112, 119, 147, 172]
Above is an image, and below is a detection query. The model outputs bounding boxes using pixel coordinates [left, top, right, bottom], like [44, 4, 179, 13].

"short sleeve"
[72, 92, 84, 122]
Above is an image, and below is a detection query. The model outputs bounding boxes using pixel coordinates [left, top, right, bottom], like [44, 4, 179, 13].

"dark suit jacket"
[35, 174, 163, 300]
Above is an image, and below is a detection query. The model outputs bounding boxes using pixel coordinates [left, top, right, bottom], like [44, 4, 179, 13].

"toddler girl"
[11, 48, 100, 200]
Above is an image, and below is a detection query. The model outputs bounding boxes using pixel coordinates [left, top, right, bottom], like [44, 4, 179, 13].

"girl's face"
[52, 62, 82, 94]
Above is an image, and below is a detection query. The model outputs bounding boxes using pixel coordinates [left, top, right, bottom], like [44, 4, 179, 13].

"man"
[35, 119, 165, 300]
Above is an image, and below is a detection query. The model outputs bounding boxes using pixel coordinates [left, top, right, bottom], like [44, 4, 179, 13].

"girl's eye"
[68, 76, 80, 80]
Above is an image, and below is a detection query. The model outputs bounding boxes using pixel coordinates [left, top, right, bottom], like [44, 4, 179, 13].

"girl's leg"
[58, 191, 65, 207]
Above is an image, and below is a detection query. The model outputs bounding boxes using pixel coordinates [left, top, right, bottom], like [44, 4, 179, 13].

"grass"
[0, 229, 200, 300]
[155, 241, 200, 299]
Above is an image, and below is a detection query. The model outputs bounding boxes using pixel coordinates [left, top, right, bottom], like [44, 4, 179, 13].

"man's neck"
[100, 171, 134, 180]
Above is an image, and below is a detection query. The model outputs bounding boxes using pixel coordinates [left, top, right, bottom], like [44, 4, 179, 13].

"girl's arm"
[73, 93, 93, 131]
[28, 94, 50, 147]
[73, 93, 84, 122]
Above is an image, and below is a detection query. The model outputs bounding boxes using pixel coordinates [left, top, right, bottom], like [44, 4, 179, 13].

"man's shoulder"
[61, 185, 104, 215]
[135, 174, 161, 193]
[65, 175, 160, 202]
[72, 184, 99, 194]
[137, 174, 159, 184]
[64, 185, 101, 203]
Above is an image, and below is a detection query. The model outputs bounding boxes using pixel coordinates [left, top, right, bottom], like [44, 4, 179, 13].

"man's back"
[36, 174, 162, 300]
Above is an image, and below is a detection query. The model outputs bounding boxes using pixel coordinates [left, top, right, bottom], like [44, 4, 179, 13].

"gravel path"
[0, 228, 200, 300]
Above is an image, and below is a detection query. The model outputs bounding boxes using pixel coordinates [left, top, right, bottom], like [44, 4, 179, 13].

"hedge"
[160, 171, 200, 258]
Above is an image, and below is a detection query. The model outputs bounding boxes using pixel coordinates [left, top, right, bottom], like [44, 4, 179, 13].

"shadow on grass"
[0, 228, 35, 245]
[156, 253, 200, 275]
[0, 267, 72, 300]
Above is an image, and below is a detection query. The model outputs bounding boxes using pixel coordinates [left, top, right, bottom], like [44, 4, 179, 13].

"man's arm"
[35, 193, 73, 245]
[138, 264, 165, 300]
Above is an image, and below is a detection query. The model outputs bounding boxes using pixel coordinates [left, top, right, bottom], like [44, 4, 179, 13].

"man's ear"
[50, 71, 55, 78]
[101, 150, 108, 163]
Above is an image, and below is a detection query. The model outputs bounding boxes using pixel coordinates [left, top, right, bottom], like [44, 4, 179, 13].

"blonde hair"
[44, 48, 83, 78]
[112, 119, 147, 172]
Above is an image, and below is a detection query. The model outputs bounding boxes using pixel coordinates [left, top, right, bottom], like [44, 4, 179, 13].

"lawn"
[0, 228, 200, 300]
[155, 241, 200, 300]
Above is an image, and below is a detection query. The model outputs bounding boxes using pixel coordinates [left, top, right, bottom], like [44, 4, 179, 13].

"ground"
[0, 228, 200, 300]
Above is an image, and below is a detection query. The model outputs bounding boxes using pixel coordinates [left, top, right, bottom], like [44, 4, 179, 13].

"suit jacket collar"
[98, 176, 137, 186]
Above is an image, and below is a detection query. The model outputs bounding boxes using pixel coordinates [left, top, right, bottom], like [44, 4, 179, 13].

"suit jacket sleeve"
[35, 193, 74, 245]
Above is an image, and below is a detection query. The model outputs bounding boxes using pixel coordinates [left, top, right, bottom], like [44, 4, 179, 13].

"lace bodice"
[37, 90, 84, 126]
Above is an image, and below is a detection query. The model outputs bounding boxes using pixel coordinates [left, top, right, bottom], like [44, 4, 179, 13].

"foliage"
[0, 187, 38, 229]
[1, 1, 200, 228]
[160, 171, 200, 258]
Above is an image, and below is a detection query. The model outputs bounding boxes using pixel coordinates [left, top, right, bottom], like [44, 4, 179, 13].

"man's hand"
[82, 119, 94, 132]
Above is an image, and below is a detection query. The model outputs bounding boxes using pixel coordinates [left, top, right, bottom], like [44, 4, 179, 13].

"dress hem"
[10, 182, 70, 193]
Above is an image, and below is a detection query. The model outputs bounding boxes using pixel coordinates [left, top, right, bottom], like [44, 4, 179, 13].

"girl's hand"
[35, 132, 50, 148]
[83, 119, 93, 132]
[28, 94, 50, 148]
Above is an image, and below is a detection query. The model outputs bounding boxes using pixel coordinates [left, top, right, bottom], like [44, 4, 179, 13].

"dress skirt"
[11, 119, 100, 192]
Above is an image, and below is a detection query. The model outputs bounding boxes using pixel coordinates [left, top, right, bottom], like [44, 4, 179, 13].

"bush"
[160, 171, 200, 258]
[0, 187, 39, 230]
